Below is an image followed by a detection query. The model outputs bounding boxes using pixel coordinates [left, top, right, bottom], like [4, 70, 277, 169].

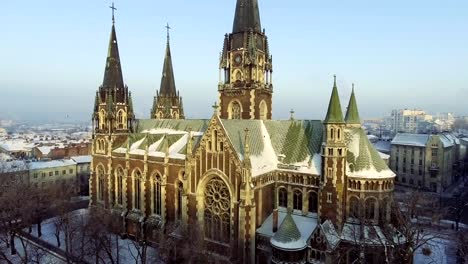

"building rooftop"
[29, 159, 77, 170]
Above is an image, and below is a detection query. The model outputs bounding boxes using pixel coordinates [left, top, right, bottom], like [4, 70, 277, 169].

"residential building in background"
[390, 133, 462, 192]
[29, 159, 78, 192]
[390, 109, 433, 134]
[71, 155, 91, 195]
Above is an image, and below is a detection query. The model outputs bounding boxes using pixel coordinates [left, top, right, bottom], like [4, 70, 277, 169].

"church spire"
[324, 75, 344, 124]
[151, 24, 185, 120]
[232, 0, 262, 33]
[159, 23, 177, 96]
[102, 5, 124, 90]
[345, 84, 361, 125]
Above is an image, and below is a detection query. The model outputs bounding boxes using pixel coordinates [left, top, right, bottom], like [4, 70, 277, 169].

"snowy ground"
[412, 224, 466, 264]
[27, 208, 161, 264]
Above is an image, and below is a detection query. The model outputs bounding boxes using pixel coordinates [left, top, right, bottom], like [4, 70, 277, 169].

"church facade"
[89, 1, 403, 263]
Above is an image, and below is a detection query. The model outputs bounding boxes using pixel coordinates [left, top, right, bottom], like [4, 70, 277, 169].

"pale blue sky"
[1, 1, 467, 122]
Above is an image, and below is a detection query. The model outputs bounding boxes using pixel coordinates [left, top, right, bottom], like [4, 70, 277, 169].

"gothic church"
[90, 1, 402, 263]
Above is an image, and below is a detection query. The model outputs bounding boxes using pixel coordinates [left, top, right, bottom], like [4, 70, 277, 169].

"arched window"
[115, 167, 124, 205]
[133, 170, 142, 210]
[331, 128, 335, 139]
[308, 192, 318, 213]
[117, 110, 125, 127]
[97, 166, 105, 201]
[350, 197, 360, 218]
[278, 188, 287, 208]
[259, 100, 268, 120]
[230, 101, 241, 119]
[337, 129, 341, 140]
[365, 198, 377, 221]
[177, 182, 183, 221]
[153, 174, 162, 215]
[172, 111, 179, 119]
[293, 190, 303, 211]
[204, 178, 230, 243]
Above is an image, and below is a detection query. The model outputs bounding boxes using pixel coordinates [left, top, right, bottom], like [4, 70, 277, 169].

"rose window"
[204, 178, 231, 243]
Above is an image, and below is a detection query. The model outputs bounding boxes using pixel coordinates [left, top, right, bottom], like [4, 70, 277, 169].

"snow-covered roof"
[113, 119, 208, 160]
[220, 120, 323, 177]
[373, 140, 391, 154]
[341, 223, 388, 246]
[345, 128, 395, 179]
[0, 152, 13, 161]
[37, 146, 53, 155]
[0, 160, 29, 173]
[270, 213, 307, 250]
[71, 155, 92, 164]
[321, 220, 340, 250]
[256, 209, 317, 251]
[30, 159, 77, 170]
[0, 140, 36, 152]
[391, 133, 429, 147]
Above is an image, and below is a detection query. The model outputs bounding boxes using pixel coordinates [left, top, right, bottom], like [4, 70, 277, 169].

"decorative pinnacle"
[165, 23, 171, 43]
[244, 128, 250, 157]
[289, 109, 295, 121]
[333, 74, 337, 88]
[352, 83, 355, 93]
[109, 2, 117, 24]
[212, 102, 220, 116]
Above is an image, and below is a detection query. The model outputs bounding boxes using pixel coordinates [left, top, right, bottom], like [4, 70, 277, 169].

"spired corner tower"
[151, 24, 185, 119]
[319, 76, 348, 228]
[91, 6, 135, 207]
[218, 0, 273, 120]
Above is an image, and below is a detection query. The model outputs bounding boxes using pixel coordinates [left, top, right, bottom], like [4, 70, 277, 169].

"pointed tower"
[92, 12, 134, 135]
[345, 84, 361, 127]
[151, 24, 185, 120]
[91, 5, 134, 208]
[319, 75, 348, 229]
[218, 0, 273, 120]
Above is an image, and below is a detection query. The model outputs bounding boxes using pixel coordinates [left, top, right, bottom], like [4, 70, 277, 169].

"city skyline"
[1, 0, 467, 122]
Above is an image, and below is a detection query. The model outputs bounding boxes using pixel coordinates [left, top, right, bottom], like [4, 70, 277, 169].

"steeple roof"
[102, 24, 124, 89]
[345, 84, 361, 125]
[159, 32, 177, 96]
[324, 75, 345, 124]
[232, 0, 262, 33]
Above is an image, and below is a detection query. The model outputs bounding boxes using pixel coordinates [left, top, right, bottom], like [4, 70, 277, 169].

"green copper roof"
[345, 86, 361, 125]
[220, 120, 323, 164]
[324, 76, 344, 124]
[345, 128, 391, 174]
[271, 213, 306, 250]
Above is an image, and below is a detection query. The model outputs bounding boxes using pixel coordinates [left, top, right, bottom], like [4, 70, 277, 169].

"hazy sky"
[1, 0, 467, 122]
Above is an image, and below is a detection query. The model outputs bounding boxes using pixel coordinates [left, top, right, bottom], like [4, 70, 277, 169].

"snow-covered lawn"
[27, 208, 161, 264]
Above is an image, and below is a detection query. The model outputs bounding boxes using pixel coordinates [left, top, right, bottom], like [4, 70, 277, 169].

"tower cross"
[165, 23, 171, 42]
[110, 2, 117, 24]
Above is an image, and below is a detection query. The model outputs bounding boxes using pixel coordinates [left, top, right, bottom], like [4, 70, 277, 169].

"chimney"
[272, 209, 279, 233]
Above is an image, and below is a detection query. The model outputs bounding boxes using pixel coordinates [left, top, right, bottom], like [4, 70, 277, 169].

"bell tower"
[319, 76, 347, 228]
[92, 8, 134, 137]
[218, 0, 273, 120]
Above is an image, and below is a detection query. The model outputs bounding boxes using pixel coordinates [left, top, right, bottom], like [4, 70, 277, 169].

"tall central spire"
[232, 0, 262, 33]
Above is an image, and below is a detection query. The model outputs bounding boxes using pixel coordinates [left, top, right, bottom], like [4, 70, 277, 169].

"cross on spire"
[165, 23, 171, 42]
[110, 2, 117, 24]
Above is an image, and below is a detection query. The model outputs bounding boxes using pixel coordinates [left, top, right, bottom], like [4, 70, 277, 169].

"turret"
[319, 75, 348, 229]
[345, 84, 361, 127]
